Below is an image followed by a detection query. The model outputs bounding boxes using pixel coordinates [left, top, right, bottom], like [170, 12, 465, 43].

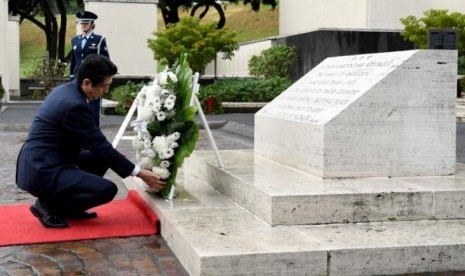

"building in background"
[279, 0, 465, 36]
[83, 0, 158, 77]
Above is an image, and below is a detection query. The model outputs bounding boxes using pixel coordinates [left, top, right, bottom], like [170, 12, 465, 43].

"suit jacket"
[70, 32, 110, 78]
[16, 80, 134, 195]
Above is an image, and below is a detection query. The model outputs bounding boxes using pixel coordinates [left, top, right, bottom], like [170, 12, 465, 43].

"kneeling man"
[16, 54, 165, 228]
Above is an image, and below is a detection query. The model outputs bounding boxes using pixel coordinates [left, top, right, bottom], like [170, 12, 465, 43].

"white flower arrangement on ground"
[131, 55, 199, 198]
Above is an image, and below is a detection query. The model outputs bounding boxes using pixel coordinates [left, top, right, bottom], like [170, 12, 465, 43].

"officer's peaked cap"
[76, 11, 98, 23]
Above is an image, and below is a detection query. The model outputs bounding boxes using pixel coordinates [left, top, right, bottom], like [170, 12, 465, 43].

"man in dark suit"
[70, 10, 109, 127]
[16, 55, 165, 229]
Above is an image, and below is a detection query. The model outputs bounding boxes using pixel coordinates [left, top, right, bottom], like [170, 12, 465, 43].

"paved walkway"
[4, 103, 465, 275]
[0, 103, 253, 275]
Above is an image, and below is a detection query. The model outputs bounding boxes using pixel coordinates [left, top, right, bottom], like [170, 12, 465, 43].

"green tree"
[8, 0, 82, 62]
[158, 0, 277, 29]
[249, 44, 297, 78]
[400, 9, 465, 54]
[147, 16, 239, 74]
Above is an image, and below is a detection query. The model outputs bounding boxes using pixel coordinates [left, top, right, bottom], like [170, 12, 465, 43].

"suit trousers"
[39, 150, 117, 214]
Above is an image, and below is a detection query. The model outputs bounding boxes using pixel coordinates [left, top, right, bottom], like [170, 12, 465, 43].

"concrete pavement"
[0, 102, 253, 275]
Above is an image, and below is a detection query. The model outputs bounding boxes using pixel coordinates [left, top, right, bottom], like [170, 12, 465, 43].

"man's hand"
[137, 169, 166, 192]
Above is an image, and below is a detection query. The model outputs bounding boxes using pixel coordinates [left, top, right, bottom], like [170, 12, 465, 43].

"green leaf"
[147, 121, 162, 136]
[181, 106, 198, 121]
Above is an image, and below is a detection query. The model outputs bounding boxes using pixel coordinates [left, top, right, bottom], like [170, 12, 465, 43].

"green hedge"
[109, 77, 293, 115]
[198, 77, 292, 114]
[110, 81, 145, 115]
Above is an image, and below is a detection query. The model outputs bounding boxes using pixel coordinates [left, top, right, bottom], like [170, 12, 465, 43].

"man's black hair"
[77, 54, 117, 86]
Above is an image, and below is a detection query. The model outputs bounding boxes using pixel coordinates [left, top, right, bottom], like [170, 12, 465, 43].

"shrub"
[249, 44, 297, 78]
[400, 9, 465, 52]
[110, 81, 146, 115]
[198, 77, 293, 113]
[24, 52, 68, 96]
[148, 17, 239, 74]
[400, 9, 465, 74]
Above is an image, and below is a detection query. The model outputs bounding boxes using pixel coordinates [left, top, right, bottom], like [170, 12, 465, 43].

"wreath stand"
[111, 73, 224, 199]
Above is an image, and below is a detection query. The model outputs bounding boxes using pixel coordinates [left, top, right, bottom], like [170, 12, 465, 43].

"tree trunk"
[56, 0, 67, 61]
[37, 0, 59, 61]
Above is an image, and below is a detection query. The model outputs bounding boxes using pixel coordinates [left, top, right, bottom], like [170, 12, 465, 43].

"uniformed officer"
[70, 10, 110, 127]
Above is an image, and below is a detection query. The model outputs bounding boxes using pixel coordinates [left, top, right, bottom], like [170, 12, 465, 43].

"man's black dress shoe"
[64, 211, 97, 220]
[30, 201, 68, 229]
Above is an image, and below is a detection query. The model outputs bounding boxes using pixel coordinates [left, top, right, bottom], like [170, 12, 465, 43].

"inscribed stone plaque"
[255, 50, 456, 178]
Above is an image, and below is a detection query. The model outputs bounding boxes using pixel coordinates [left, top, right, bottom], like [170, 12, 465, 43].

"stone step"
[123, 171, 465, 276]
[184, 150, 465, 226]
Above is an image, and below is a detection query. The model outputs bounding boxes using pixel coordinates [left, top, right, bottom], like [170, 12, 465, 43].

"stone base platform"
[123, 150, 465, 275]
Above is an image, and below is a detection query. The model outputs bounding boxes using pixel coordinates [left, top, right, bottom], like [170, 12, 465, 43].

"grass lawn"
[20, 4, 279, 77]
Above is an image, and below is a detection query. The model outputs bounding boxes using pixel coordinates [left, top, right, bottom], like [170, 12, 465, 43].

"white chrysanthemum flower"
[136, 106, 154, 122]
[152, 136, 168, 153]
[156, 111, 167, 121]
[161, 89, 171, 95]
[143, 138, 152, 149]
[138, 157, 153, 169]
[159, 71, 178, 86]
[132, 136, 145, 151]
[144, 84, 158, 98]
[160, 148, 175, 159]
[145, 93, 160, 108]
[136, 88, 147, 104]
[167, 94, 176, 101]
[153, 96, 162, 106]
[152, 166, 170, 179]
[167, 132, 180, 144]
[164, 96, 176, 110]
[141, 148, 156, 158]
[169, 142, 178, 149]
[153, 101, 162, 112]
[160, 160, 171, 169]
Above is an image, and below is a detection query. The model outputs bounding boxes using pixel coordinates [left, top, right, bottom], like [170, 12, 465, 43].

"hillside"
[20, 4, 279, 77]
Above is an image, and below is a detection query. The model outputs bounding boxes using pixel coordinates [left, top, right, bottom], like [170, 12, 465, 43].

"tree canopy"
[148, 16, 239, 74]
[400, 9, 465, 54]
[159, 0, 278, 29]
[8, 0, 83, 62]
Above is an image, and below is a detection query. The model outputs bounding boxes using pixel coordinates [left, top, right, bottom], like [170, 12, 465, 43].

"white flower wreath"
[131, 56, 199, 198]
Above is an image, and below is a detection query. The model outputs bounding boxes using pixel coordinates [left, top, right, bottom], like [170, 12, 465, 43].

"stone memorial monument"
[125, 49, 465, 275]
[255, 50, 457, 178]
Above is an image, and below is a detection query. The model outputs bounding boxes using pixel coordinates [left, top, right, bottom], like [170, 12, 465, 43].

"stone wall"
[18, 76, 152, 99]
[275, 29, 415, 81]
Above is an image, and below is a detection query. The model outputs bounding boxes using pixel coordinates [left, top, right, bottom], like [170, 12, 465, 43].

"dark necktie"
[81, 37, 87, 48]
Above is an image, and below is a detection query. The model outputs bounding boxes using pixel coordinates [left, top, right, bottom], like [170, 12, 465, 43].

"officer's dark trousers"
[39, 150, 117, 215]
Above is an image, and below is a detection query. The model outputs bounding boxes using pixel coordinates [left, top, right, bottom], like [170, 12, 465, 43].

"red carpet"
[0, 190, 159, 247]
